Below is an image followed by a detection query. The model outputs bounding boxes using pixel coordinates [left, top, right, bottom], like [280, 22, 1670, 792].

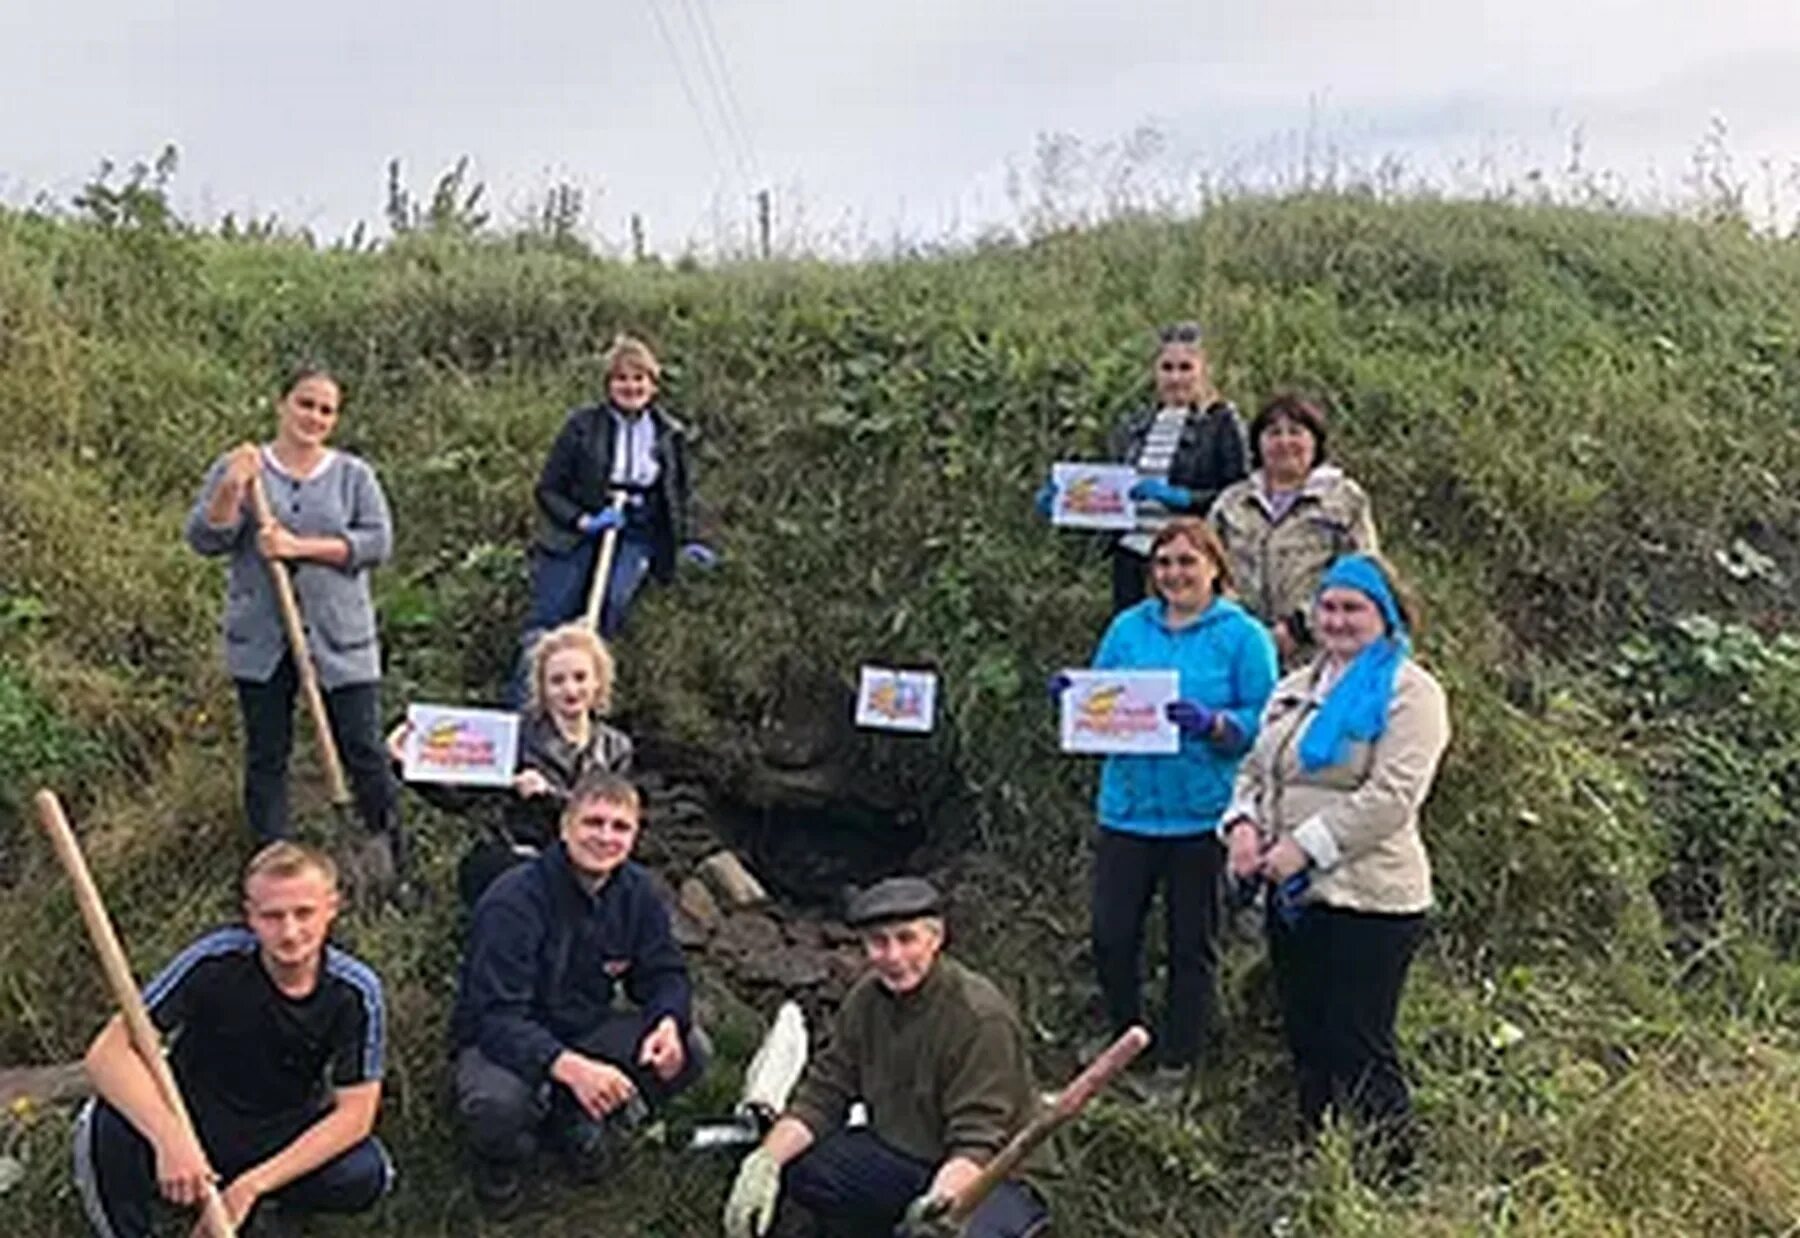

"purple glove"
[576, 508, 623, 537]
[1165, 699, 1216, 737]
[1046, 671, 1073, 705]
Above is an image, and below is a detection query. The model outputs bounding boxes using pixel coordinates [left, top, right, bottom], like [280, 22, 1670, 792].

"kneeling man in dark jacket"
[451, 770, 705, 1216]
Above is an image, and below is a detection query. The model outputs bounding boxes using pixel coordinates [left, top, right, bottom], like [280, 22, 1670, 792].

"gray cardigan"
[184, 449, 393, 689]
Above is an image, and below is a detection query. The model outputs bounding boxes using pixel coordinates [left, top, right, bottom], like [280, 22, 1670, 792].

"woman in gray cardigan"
[184, 369, 402, 870]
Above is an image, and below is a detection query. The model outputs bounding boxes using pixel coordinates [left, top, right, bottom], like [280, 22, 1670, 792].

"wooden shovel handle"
[247, 472, 350, 805]
[34, 790, 237, 1237]
[581, 490, 630, 631]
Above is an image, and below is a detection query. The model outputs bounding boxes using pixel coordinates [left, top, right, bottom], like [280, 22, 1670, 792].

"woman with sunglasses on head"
[1221, 553, 1449, 1177]
[1050, 519, 1277, 1095]
[1039, 323, 1249, 613]
[185, 367, 404, 879]
[1209, 393, 1379, 666]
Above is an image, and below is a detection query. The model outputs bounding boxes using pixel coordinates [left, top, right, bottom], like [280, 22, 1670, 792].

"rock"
[785, 920, 825, 950]
[679, 877, 723, 934]
[819, 919, 860, 946]
[698, 850, 769, 909]
[714, 911, 785, 961]
[735, 946, 833, 989]
[672, 910, 711, 949]
[828, 946, 866, 988]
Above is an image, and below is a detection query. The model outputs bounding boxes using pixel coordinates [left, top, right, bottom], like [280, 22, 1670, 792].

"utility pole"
[755, 189, 771, 260]
[630, 213, 646, 263]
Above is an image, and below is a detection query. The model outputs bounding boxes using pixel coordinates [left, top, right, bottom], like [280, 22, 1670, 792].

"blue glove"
[576, 508, 623, 537]
[1129, 478, 1193, 509]
[1046, 671, 1073, 705]
[1272, 871, 1312, 928]
[681, 542, 719, 569]
[1033, 482, 1057, 519]
[1164, 699, 1216, 737]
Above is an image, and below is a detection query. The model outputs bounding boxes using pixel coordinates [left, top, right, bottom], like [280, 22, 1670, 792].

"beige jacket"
[1223, 657, 1450, 914]
[1208, 467, 1379, 656]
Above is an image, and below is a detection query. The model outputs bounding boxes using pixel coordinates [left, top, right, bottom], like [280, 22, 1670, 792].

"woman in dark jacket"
[1038, 323, 1249, 613]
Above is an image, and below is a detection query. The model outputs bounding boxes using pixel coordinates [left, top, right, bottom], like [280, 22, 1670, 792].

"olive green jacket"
[784, 955, 1036, 1169]
[1223, 658, 1450, 915]
[1208, 467, 1379, 657]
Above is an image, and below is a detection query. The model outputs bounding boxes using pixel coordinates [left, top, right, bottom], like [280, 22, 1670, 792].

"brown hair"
[525, 623, 617, 716]
[243, 840, 338, 892]
[564, 770, 642, 820]
[279, 366, 341, 402]
[603, 333, 662, 381]
[1147, 518, 1235, 598]
[1249, 392, 1329, 468]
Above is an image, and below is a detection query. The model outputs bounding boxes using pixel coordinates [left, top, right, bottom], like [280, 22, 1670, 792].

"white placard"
[1059, 669, 1180, 755]
[402, 704, 521, 786]
[1050, 462, 1138, 530]
[854, 667, 938, 734]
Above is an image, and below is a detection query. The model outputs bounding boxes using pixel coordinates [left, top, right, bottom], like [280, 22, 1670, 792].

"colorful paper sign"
[1059, 669, 1180, 755]
[401, 704, 520, 786]
[854, 667, 938, 734]
[1050, 462, 1138, 531]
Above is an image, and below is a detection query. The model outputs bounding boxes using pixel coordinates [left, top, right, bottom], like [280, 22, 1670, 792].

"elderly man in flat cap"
[723, 877, 1048, 1238]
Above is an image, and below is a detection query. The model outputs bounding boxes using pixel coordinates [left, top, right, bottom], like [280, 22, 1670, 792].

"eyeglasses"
[1152, 553, 1204, 570]
[1158, 322, 1204, 344]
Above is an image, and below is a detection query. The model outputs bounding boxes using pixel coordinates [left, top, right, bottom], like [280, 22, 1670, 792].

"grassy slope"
[4, 196, 1800, 1235]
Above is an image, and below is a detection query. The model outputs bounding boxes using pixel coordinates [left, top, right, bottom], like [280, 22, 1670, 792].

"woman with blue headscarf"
[1219, 553, 1450, 1174]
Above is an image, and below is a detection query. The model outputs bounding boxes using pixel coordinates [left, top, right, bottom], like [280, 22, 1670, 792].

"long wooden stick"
[580, 490, 630, 631]
[945, 1025, 1151, 1225]
[35, 790, 237, 1238]
[247, 472, 350, 806]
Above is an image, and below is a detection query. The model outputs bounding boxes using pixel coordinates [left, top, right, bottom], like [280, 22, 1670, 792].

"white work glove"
[722, 1146, 782, 1238]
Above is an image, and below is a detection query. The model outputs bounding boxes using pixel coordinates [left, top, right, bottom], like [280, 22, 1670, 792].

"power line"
[681, 0, 761, 184]
[643, 0, 730, 187]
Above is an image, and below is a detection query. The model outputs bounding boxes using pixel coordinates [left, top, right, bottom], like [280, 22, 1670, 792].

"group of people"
[70, 321, 1450, 1236]
[1042, 322, 1449, 1174]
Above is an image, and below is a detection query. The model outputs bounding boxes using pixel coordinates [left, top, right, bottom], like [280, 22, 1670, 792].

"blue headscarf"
[1298, 555, 1411, 772]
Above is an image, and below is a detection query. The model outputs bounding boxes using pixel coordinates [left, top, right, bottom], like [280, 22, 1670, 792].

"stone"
[698, 850, 770, 909]
[678, 877, 723, 934]
[784, 919, 824, 950]
[672, 910, 711, 949]
[735, 946, 832, 989]
[714, 911, 785, 961]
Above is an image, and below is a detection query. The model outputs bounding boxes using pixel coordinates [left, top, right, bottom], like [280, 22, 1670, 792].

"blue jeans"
[784, 1128, 1048, 1238]
[510, 532, 655, 704]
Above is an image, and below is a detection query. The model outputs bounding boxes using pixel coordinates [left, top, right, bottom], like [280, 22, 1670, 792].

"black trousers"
[1090, 828, 1224, 1066]
[784, 1128, 1048, 1238]
[74, 1095, 390, 1237]
[235, 655, 398, 843]
[1110, 545, 1148, 614]
[1267, 902, 1425, 1139]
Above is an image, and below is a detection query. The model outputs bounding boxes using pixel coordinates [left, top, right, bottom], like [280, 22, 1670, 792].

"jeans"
[1267, 902, 1426, 1145]
[785, 1128, 1048, 1238]
[1090, 827, 1224, 1066]
[235, 655, 398, 844]
[1110, 545, 1148, 614]
[510, 529, 656, 705]
[73, 1096, 391, 1238]
[455, 1010, 707, 1168]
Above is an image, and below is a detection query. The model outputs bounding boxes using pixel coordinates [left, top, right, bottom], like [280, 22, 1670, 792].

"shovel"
[581, 490, 630, 633]
[688, 1001, 809, 1151]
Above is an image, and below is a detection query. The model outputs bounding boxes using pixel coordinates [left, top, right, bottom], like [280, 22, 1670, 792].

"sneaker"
[473, 1159, 524, 1220]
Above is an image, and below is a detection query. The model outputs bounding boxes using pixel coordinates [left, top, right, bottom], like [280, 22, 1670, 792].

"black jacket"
[532, 402, 696, 582]
[451, 843, 692, 1084]
[1106, 399, 1249, 516]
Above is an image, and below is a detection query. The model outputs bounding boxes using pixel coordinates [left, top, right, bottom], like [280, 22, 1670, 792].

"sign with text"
[854, 667, 938, 734]
[401, 704, 520, 786]
[1059, 669, 1179, 755]
[1050, 462, 1137, 531]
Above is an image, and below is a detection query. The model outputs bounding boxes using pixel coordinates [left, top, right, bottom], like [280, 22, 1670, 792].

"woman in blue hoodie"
[1058, 517, 1278, 1085]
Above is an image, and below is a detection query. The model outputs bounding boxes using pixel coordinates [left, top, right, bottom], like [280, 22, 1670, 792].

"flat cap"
[844, 877, 942, 928]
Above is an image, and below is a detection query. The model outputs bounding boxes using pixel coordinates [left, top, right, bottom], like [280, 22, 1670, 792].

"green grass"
[5, 190, 1800, 1234]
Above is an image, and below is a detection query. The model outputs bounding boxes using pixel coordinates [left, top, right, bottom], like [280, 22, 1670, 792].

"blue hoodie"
[1091, 596, 1278, 836]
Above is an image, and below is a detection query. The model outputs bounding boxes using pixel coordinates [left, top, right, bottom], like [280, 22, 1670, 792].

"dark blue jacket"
[532, 402, 695, 581]
[451, 843, 691, 1084]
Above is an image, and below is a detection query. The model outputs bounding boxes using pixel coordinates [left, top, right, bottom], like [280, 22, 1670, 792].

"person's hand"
[680, 542, 719, 569]
[722, 1146, 783, 1238]
[1165, 699, 1216, 737]
[513, 769, 554, 799]
[1045, 671, 1073, 706]
[637, 1014, 686, 1083]
[194, 1174, 263, 1236]
[1271, 619, 1297, 663]
[256, 522, 301, 561]
[225, 442, 262, 489]
[550, 1051, 638, 1120]
[385, 720, 412, 765]
[898, 1192, 958, 1238]
[1225, 819, 1263, 881]
[153, 1129, 216, 1208]
[576, 508, 624, 537]
[1129, 478, 1193, 509]
[1260, 836, 1310, 882]
[1033, 481, 1057, 519]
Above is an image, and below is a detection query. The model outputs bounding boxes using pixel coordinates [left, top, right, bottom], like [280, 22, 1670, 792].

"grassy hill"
[4, 188, 1800, 1235]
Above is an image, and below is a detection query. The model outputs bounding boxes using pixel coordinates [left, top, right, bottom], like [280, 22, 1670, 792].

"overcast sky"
[4, 1, 1799, 255]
